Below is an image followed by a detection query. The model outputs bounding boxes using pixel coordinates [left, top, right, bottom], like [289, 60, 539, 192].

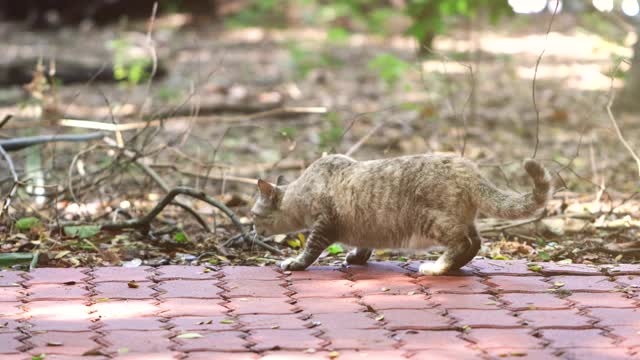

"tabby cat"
[251, 154, 551, 275]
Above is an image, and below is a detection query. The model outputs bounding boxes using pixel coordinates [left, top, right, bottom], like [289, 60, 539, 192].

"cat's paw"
[345, 250, 369, 265]
[419, 262, 448, 276]
[279, 257, 307, 271]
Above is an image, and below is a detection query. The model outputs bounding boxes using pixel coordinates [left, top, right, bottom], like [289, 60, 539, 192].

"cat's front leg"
[280, 216, 335, 271]
[345, 248, 373, 265]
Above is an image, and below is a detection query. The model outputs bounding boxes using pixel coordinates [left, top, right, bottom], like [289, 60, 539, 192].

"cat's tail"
[473, 159, 552, 219]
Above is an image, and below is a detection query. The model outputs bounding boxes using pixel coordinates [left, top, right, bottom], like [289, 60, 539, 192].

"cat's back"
[333, 153, 475, 217]
[342, 153, 470, 184]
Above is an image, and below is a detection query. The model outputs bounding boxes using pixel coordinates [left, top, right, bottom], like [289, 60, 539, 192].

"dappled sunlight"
[93, 300, 158, 319]
[516, 63, 622, 90]
[27, 301, 90, 320]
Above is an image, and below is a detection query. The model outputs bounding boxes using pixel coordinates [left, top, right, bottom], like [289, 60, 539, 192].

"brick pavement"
[0, 260, 639, 359]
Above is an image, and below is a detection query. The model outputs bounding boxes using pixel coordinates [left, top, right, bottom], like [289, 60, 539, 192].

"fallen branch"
[102, 188, 240, 230]
[0, 132, 105, 152]
[73, 187, 281, 255]
[59, 106, 327, 132]
[599, 241, 640, 255]
[102, 137, 210, 232]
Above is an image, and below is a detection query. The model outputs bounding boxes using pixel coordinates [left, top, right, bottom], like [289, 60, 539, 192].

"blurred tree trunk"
[615, 31, 640, 111]
[614, 16, 640, 111]
[417, 33, 436, 57]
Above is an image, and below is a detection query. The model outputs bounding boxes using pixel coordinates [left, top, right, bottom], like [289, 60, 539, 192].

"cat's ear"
[257, 179, 274, 198]
[276, 175, 288, 187]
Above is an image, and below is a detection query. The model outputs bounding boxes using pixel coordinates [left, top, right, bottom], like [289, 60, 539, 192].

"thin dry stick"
[0, 144, 18, 218]
[421, 46, 473, 157]
[459, 64, 474, 157]
[0, 114, 12, 129]
[144, 1, 159, 95]
[606, 59, 640, 177]
[531, 0, 560, 159]
[344, 122, 385, 157]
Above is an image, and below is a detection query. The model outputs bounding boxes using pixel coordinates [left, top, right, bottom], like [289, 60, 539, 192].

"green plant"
[225, 0, 289, 28]
[16, 217, 41, 231]
[156, 86, 182, 103]
[368, 53, 410, 87]
[108, 38, 152, 86]
[319, 112, 344, 149]
[406, 0, 512, 54]
[317, 0, 511, 56]
[287, 43, 340, 79]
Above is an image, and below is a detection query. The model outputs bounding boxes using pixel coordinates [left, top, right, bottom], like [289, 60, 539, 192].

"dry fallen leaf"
[127, 281, 139, 289]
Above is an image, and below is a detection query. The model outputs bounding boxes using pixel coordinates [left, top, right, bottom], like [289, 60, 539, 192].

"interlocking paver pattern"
[0, 260, 639, 359]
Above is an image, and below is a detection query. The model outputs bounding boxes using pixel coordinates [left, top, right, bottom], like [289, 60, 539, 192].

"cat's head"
[250, 176, 288, 236]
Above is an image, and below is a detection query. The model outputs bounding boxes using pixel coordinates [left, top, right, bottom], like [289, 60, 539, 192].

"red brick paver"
[0, 260, 638, 359]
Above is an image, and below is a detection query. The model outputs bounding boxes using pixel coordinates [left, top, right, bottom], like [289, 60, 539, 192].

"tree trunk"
[615, 25, 640, 112]
[417, 33, 436, 57]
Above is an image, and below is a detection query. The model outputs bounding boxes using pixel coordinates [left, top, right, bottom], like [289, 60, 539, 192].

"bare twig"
[150, 166, 258, 185]
[420, 46, 474, 157]
[606, 59, 640, 177]
[477, 212, 546, 233]
[344, 122, 385, 157]
[0, 144, 18, 218]
[531, 0, 560, 159]
[0, 114, 12, 129]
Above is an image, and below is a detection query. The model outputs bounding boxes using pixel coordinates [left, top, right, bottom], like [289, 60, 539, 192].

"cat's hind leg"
[345, 248, 373, 265]
[419, 224, 481, 276]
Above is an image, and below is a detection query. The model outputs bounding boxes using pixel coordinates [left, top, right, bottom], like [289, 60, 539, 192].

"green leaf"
[177, 332, 203, 339]
[537, 251, 551, 261]
[0, 253, 35, 268]
[367, 54, 409, 87]
[174, 231, 191, 243]
[287, 239, 301, 249]
[63, 225, 101, 239]
[327, 27, 350, 44]
[527, 263, 543, 273]
[220, 319, 235, 324]
[16, 217, 40, 231]
[32, 355, 46, 360]
[327, 243, 344, 255]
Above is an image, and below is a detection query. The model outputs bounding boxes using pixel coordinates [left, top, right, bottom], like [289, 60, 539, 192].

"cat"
[250, 153, 552, 275]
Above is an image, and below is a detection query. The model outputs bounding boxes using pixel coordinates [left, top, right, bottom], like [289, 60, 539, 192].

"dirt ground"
[0, 13, 639, 268]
